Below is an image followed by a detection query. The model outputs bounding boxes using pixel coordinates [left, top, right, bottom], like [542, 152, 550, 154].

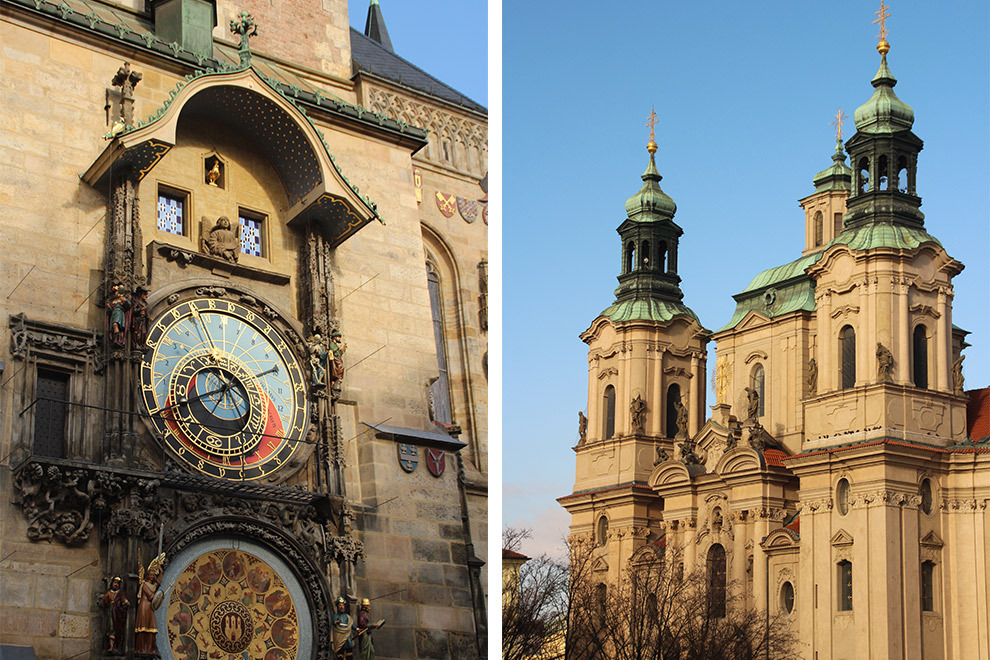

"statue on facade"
[106, 283, 130, 347]
[654, 444, 669, 466]
[201, 216, 241, 262]
[135, 553, 165, 656]
[331, 596, 354, 659]
[630, 395, 647, 434]
[355, 598, 384, 660]
[952, 354, 965, 395]
[745, 387, 760, 421]
[675, 396, 689, 437]
[131, 286, 150, 350]
[308, 333, 328, 388]
[807, 357, 818, 395]
[876, 342, 894, 382]
[328, 330, 346, 383]
[678, 440, 700, 465]
[577, 411, 587, 445]
[101, 575, 130, 655]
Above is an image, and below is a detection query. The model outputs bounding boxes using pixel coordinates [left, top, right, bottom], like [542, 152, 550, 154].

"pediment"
[920, 531, 943, 548]
[591, 557, 609, 573]
[715, 447, 764, 475]
[649, 461, 692, 487]
[762, 528, 799, 550]
[734, 310, 770, 331]
[830, 529, 854, 546]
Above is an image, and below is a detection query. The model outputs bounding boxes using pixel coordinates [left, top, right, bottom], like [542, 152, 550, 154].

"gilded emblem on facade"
[167, 550, 298, 660]
[435, 191, 456, 218]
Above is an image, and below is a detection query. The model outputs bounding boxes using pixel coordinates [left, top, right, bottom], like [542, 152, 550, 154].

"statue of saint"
[131, 287, 149, 350]
[328, 330, 347, 383]
[355, 598, 384, 660]
[952, 354, 965, 395]
[101, 575, 130, 655]
[135, 553, 165, 655]
[331, 596, 354, 659]
[630, 395, 647, 434]
[577, 411, 587, 444]
[876, 342, 894, 382]
[675, 396, 689, 437]
[807, 357, 818, 395]
[745, 387, 760, 421]
[106, 283, 130, 347]
[202, 216, 241, 262]
[308, 333, 327, 388]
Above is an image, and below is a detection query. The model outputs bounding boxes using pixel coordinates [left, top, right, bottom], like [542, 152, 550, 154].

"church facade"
[0, 1, 487, 659]
[560, 31, 988, 660]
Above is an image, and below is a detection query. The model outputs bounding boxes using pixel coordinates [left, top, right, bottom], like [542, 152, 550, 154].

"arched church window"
[751, 364, 765, 417]
[603, 385, 616, 439]
[814, 211, 824, 246]
[426, 262, 452, 424]
[921, 561, 935, 612]
[857, 157, 870, 193]
[597, 515, 609, 547]
[896, 155, 908, 193]
[878, 154, 889, 191]
[665, 383, 681, 439]
[838, 560, 853, 611]
[920, 478, 934, 515]
[834, 212, 844, 237]
[706, 544, 726, 618]
[626, 242, 636, 274]
[839, 325, 856, 390]
[657, 241, 667, 273]
[913, 325, 928, 389]
[641, 240, 651, 269]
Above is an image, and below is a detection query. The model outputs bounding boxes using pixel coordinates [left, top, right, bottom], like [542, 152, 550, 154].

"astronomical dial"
[140, 298, 309, 480]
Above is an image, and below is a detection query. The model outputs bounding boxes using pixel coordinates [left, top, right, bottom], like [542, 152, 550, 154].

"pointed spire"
[365, 0, 394, 53]
[854, 4, 914, 134]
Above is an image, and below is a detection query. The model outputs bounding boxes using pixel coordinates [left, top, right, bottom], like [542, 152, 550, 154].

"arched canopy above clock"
[83, 66, 385, 247]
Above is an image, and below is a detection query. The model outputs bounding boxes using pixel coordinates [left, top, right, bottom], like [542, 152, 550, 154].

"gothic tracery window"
[426, 262, 452, 424]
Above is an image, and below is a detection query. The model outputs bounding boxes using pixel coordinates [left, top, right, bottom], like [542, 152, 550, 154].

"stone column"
[652, 344, 664, 437]
[896, 276, 910, 384]
[689, 352, 700, 437]
[936, 287, 950, 391]
[818, 291, 833, 391]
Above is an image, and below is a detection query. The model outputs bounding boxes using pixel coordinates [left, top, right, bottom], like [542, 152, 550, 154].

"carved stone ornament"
[9, 313, 98, 360]
[201, 216, 241, 262]
[630, 395, 647, 434]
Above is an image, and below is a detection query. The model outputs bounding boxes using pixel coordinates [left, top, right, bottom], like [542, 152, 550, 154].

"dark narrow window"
[626, 242, 636, 274]
[596, 583, 607, 615]
[921, 561, 935, 612]
[878, 155, 889, 190]
[34, 369, 69, 458]
[641, 240, 651, 269]
[603, 385, 616, 439]
[752, 364, 765, 417]
[665, 384, 681, 439]
[814, 211, 823, 246]
[913, 325, 928, 389]
[838, 560, 853, 611]
[597, 515, 609, 547]
[834, 212, 843, 237]
[857, 157, 870, 193]
[426, 265, 452, 424]
[707, 544, 726, 618]
[839, 325, 856, 390]
[657, 241, 667, 273]
[920, 478, 934, 515]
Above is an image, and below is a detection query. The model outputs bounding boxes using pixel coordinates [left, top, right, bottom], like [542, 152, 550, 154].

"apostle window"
[837, 560, 853, 611]
[839, 326, 856, 389]
[913, 324, 929, 389]
[157, 186, 187, 236]
[238, 209, 265, 257]
[602, 385, 616, 439]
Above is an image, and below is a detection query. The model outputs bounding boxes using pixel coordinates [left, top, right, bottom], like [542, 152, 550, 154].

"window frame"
[157, 184, 191, 237]
[237, 206, 268, 258]
[837, 560, 853, 611]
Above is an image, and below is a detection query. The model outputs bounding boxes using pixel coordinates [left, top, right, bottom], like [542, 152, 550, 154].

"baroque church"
[560, 21, 988, 660]
[0, 1, 487, 659]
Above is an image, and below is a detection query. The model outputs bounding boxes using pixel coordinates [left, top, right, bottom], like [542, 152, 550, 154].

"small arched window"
[596, 515, 609, 547]
[913, 325, 928, 389]
[813, 211, 824, 246]
[857, 157, 870, 193]
[751, 364, 765, 417]
[838, 560, 853, 611]
[878, 154, 889, 191]
[665, 383, 681, 439]
[625, 242, 636, 274]
[706, 544, 726, 618]
[641, 240, 651, 269]
[657, 241, 667, 273]
[834, 212, 844, 237]
[896, 155, 908, 193]
[839, 325, 856, 390]
[603, 385, 616, 439]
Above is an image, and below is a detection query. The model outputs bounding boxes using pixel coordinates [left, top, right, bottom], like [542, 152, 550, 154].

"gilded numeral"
[208, 299, 216, 310]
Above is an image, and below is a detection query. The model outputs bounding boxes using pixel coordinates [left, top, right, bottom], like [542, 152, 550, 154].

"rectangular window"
[157, 187, 187, 236]
[834, 212, 843, 237]
[34, 368, 69, 458]
[838, 561, 853, 611]
[238, 210, 265, 257]
[921, 561, 935, 611]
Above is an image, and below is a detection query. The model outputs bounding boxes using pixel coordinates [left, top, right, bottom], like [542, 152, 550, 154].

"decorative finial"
[230, 11, 259, 67]
[874, 1, 891, 55]
[646, 107, 658, 154]
[830, 108, 848, 141]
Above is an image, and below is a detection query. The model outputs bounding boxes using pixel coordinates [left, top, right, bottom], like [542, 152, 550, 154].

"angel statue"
[201, 216, 241, 262]
[135, 552, 165, 656]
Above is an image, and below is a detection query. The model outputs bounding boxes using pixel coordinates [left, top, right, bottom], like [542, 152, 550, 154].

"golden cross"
[830, 108, 848, 141]
[874, 1, 890, 42]
[646, 107, 658, 143]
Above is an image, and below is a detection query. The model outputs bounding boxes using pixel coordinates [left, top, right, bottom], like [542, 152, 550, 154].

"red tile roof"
[502, 548, 529, 561]
[763, 448, 787, 467]
[967, 388, 990, 442]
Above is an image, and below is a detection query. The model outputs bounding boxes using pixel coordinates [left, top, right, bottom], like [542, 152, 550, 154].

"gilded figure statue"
[106, 283, 130, 347]
[355, 599, 384, 660]
[101, 575, 130, 655]
[331, 596, 354, 659]
[135, 553, 165, 656]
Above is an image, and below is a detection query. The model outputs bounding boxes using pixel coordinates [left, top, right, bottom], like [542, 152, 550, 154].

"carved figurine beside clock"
[140, 298, 309, 480]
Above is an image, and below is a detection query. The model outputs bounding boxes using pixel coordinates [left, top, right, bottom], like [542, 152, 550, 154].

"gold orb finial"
[647, 139, 658, 155]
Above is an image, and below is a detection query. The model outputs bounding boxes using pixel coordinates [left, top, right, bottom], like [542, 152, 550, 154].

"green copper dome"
[853, 55, 914, 134]
[624, 151, 676, 221]
[812, 138, 852, 193]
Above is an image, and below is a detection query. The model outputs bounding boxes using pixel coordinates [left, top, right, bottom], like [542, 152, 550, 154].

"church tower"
[799, 130, 852, 254]
[560, 120, 709, 579]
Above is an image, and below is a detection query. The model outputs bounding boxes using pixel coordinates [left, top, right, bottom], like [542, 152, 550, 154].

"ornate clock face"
[141, 298, 309, 480]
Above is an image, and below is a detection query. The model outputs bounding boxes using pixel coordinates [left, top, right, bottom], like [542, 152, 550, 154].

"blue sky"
[503, 1, 990, 558]
[346, 0, 488, 108]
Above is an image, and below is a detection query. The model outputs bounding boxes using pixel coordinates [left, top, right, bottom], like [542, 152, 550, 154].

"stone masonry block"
[407, 583, 451, 607]
[415, 562, 445, 586]
[414, 629, 449, 660]
[443, 564, 469, 588]
[411, 538, 450, 563]
[449, 631, 479, 660]
[439, 522, 463, 540]
[36, 574, 66, 608]
[450, 588, 472, 608]
[419, 604, 475, 633]
[1, 571, 35, 608]
[58, 613, 89, 638]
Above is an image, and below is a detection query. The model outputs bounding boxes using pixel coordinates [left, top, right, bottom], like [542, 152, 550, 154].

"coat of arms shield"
[397, 443, 419, 473]
[426, 448, 445, 478]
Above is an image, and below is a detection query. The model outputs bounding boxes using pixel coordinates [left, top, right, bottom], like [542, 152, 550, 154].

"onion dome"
[853, 42, 914, 134]
[624, 140, 677, 221]
[812, 138, 852, 193]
